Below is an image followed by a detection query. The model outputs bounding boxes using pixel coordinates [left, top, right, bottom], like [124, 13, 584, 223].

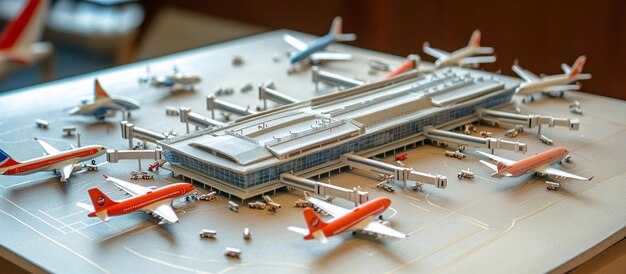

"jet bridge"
[312, 67, 364, 91]
[206, 95, 257, 119]
[478, 108, 579, 134]
[340, 154, 447, 189]
[121, 121, 167, 149]
[179, 107, 224, 133]
[423, 126, 527, 153]
[280, 173, 369, 205]
[258, 84, 299, 110]
[106, 148, 163, 170]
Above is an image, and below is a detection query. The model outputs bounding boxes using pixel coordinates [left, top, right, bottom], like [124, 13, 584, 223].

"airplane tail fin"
[468, 29, 481, 48]
[94, 79, 111, 100]
[0, 0, 49, 50]
[0, 148, 21, 169]
[569, 55, 586, 77]
[302, 208, 328, 242]
[496, 162, 508, 172]
[330, 17, 357, 42]
[87, 187, 118, 211]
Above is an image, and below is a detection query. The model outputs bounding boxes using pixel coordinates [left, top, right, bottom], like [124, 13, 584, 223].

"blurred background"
[0, 0, 624, 100]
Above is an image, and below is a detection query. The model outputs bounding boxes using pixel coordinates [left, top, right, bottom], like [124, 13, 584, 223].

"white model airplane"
[0, 138, 106, 182]
[138, 66, 202, 92]
[76, 175, 196, 224]
[288, 196, 406, 244]
[477, 147, 593, 188]
[0, 0, 52, 66]
[423, 30, 496, 69]
[68, 79, 140, 120]
[283, 16, 356, 65]
[513, 55, 591, 102]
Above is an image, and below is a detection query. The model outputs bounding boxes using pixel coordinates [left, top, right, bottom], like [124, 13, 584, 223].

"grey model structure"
[159, 67, 520, 199]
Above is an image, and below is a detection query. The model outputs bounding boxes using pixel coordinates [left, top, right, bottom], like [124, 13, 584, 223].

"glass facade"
[165, 89, 514, 190]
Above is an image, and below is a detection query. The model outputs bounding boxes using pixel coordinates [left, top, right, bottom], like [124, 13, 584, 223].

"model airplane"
[0, 138, 106, 182]
[0, 0, 52, 66]
[288, 196, 406, 244]
[76, 175, 196, 224]
[283, 16, 357, 65]
[138, 66, 201, 92]
[385, 54, 421, 79]
[477, 147, 593, 186]
[513, 56, 591, 102]
[68, 79, 140, 120]
[423, 30, 496, 69]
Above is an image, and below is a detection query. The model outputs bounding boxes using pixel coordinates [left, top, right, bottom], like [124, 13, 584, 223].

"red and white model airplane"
[76, 175, 196, 224]
[477, 147, 593, 186]
[513, 55, 591, 102]
[423, 29, 496, 69]
[0, 0, 52, 66]
[288, 196, 406, 244]
[0, 138, 106, 182]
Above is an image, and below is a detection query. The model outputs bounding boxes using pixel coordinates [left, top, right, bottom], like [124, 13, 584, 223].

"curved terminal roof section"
[189, 135, 273, 165]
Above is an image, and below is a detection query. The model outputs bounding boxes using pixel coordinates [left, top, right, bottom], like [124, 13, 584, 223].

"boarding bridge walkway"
[258, 84, 299, 109]
[206, 95, 257, 119]
[478, 108, 579, 134]
[312, 67, 364, 91]
[423, 126, 527, 153]
[179, 107, 224, 133]
[280, 173, 369, 206]
[121, 121, 167, 149]
[340, 153, 447, 189]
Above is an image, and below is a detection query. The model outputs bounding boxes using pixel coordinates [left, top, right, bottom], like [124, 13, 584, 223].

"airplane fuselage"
[290, 33, 334, 64]
[496, 147, 568, 177]
[305, 197, 391, 239]
[0, 145, 106, 175]
[72, 97, 140, 118]
[517, 75, 578, 94]
[435, 47, 478, 68]
[88, 183, 195, 219]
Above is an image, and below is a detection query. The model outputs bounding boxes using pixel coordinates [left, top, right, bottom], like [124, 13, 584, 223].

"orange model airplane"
[385, 55, 420, 79]
[77, 175, 196, 224]
[288, 196, 406, 244]
[478, 147, 593, 184]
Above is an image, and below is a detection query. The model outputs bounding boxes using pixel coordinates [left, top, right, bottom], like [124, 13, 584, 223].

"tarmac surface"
[0, 31, 624, 274]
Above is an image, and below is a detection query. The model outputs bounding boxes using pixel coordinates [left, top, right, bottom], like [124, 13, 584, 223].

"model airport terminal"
[160, 67, 519, 198]
[1, 1, 623, 273]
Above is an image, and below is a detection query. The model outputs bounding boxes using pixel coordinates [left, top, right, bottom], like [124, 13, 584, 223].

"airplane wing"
[60, 161, 78, 182]
[361, 220, 407, 239]
[34, 138, 61, 155]
[544, 84, 581, 92]
[287, 226, 310, 236]
[75, 202, 95, 213]
[479, 160, 499, 172]
[511, 65, 540, 82]
[310, 52, 352, 62]
[422, 42, 450, 59]
[307, 197, 350, 218]
[283, 34, 308, 51]
[476, 151, 517, 166]
[144, 202, 179, 224]
[460, 56, 497, 66]
[537, 166, 593, 181]
[479, 160, 513, 177]
[106, 176, 150, 197]
[476, 47, 495, 54]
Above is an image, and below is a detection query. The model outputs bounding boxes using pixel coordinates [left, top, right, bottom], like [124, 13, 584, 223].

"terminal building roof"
[161, 67, 520, 173]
